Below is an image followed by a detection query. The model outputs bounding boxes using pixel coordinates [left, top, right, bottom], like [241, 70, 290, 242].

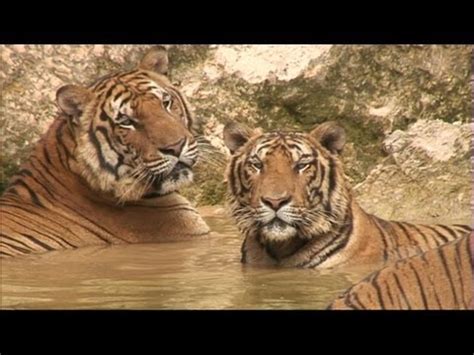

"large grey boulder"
[1, 45, 471, 225]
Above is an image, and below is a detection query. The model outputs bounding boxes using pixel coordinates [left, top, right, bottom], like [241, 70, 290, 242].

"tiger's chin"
[259, 219, 298, 242]
[151, 163, 194, 196]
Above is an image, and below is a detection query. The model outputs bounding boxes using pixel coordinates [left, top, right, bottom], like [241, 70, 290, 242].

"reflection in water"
[0, 206, 371, 309]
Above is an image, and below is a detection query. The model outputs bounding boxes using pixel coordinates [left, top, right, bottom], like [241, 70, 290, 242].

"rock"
[1, 45, 471, 220]
[211, 45, 331, 84]
[354, 119, 471, 224]
[383, 119, 469, 162]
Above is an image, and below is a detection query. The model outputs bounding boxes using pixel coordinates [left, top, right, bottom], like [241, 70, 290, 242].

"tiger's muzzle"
[256, 197, 299, 242]
[146, 138, 198, 195]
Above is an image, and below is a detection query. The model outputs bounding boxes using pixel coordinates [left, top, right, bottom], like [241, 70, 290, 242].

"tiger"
[0, 46, 210, 258]
[328, 233, 473, 309]
[222, 121, 472, 271]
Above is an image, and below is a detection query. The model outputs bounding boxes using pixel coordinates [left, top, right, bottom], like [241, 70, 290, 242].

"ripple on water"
[0, 206, 365, 309]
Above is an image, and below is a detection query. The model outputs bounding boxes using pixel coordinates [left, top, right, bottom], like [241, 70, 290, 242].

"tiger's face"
[56, 47, 199, 202]
[223, 122, 351, 244]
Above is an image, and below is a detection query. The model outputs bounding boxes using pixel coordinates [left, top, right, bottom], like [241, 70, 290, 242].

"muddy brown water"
[0, 206, 375, 309]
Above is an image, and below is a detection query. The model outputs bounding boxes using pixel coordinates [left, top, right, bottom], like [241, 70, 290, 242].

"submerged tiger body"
[0, 46, 209, 258]
[328, 233, 473, 310]
[223, 121, 472, 308]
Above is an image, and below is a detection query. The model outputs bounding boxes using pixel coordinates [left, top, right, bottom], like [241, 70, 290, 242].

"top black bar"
[1, 31, 473, 44]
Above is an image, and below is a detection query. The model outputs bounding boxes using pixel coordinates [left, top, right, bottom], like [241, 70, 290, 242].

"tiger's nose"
[159, 138, 186, 157]
[261, 195, 292, 211]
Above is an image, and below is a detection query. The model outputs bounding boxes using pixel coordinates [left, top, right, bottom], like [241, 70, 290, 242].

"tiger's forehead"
[90, 69, 171, 97]
[250, 132, 315, 160]
[88, 69, 182, 118]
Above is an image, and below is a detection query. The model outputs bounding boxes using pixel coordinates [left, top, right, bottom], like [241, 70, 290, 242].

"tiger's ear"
[139, 46, 169, 75]
[56, 85, 92, 120]
[223, 122, 263, 154]
[310, 121, 346, 155]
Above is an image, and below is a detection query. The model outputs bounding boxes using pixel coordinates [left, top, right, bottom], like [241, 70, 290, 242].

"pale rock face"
[383, 119, 470, 162]
[1, 45, 471, 224]
[354, 119, 471, 224]
[210, 45, 331, 84]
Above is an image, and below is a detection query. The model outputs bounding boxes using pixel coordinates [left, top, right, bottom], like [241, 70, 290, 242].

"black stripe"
[241, 237, 248, 263]
[383, 276, 396, 308]
[117, 69, 140, 80]
[455, 236, 471, 307]
[372, 217, 389, 261]
[254, 141, 276, 154]
[423, 225, 449, 245]
[100, 109, 111, 121]
[1, 207, 85, 244]
[393, 222, 413, 256]
[19, 168, 56, 200]
[327, 157, 337, 197]
[169, 87, 192, 127]
[21, 234, 54, 251]
[394, 222, 412, 244]
[437, 245, 460, 308]
[30, 156, 73, 194]
[104, 84, 117, 101]
[419, 252, 443, 309]
[43, 145, 52, 164]
[392, 270, 411, 310]
[112, 88, 126, 102]
[405, 223, 431, 249]
[54, 121, 70, 169]
[298, 221, 352, 268]
[56, 122, 76, 163]
[228, 157, 238, 196]
[453, 224, 472, 232]
[90, 72, 117, 91]
[450, 238, 467, 308]
[0, 241, 32, 254]
[119, 92, 133, 107]
[12, 180, 44, 207]
[339, 291, 357, 309]
[95, 126, 122, 179]
[285, 143, 304, 152]
[5, 187, 19, 196]
[18, 168, 33, 177]
[88, 126, 118, 177]
[351, 292, 367, 310]
[1, 234, 35, 251]
[436, 224, 460, 240]
[377, 218, 403, 260]
[370, 274, 386, 309]
[9, 200, 118, 245]
[6, 215, 74, 249]
[316, 160, 325, 190]
[408, 263, 429, 309]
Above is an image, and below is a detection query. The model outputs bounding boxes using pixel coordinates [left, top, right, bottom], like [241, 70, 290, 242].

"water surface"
[0, 206, 372, 309]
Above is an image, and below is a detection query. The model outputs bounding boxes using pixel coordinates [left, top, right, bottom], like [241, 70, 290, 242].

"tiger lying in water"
[223, 121, 472, 309]
[0, 46, 209, 258]
[328, 234, 472, 309]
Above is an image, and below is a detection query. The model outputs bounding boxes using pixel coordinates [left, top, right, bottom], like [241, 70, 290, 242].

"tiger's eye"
[250, 160, 263, 170]
[118, 115, 136, 128]
[121, 118, 134, 126]
[296, 162, 310, 171]
[162, 95, 173, 111]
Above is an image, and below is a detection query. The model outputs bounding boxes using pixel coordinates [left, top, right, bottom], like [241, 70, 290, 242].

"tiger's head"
[223, 121, 351, 245]
[55, 46, 199, 202]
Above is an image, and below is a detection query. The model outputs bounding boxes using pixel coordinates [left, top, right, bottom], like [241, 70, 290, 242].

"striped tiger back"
[328, 233, 473, 310]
